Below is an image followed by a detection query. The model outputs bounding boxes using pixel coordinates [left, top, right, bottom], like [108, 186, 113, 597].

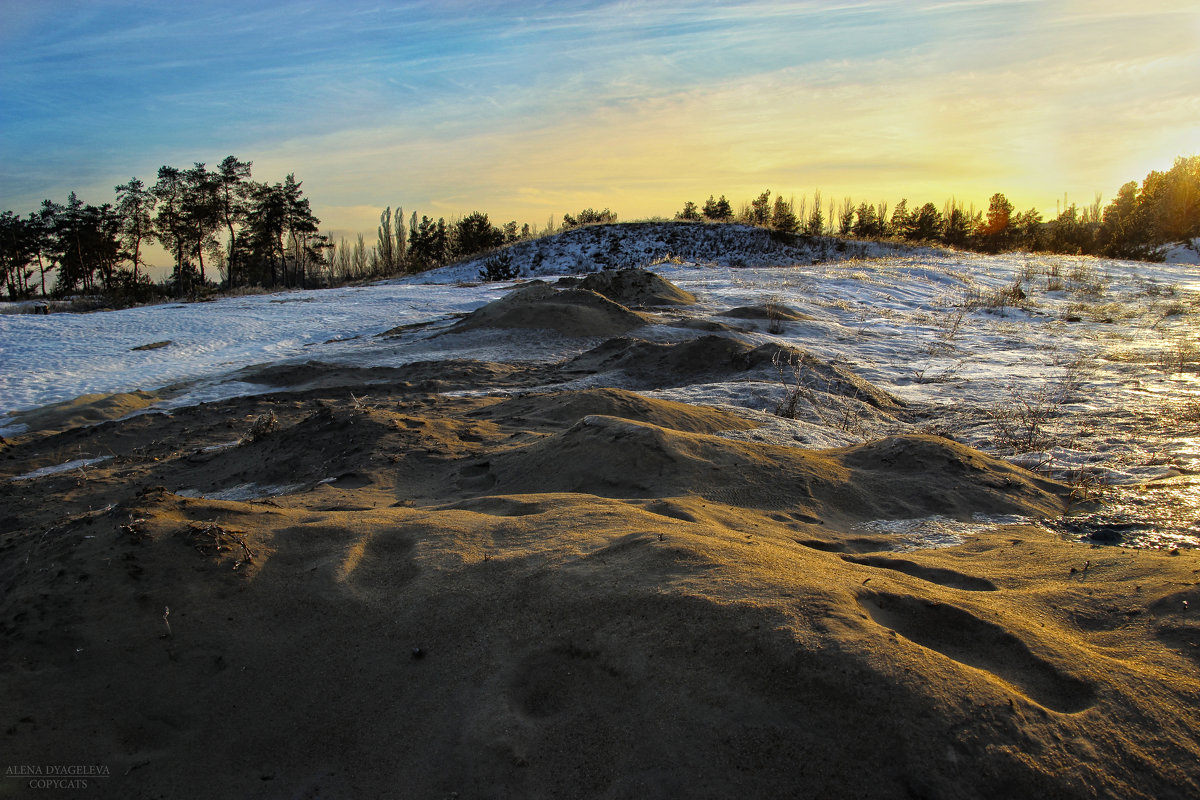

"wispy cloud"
[2, 0, 1197, 231]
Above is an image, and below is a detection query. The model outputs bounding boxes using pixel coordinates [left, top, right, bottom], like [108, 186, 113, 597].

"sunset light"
[3, 1, 1198, 242]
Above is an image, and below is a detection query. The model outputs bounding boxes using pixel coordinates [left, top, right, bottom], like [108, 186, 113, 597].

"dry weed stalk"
[186, 521, 256, 569]
[1161, 335, 1197, 375]
[765, 294, 785, 334]
[771, 349, 866, 433]
[242, 411, 277, 443]
[986, 360, 1087, 454]
[349, 392, 374, 412]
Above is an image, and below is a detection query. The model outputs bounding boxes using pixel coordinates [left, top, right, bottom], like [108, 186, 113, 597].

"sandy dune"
[2, 271, 1197, 799]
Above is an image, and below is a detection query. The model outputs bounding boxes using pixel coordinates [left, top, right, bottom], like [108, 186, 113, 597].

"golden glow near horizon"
[2, 1, 1198, 255]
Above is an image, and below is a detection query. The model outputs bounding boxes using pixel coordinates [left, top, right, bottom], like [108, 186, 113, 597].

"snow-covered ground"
[2, 224, 1198, 547]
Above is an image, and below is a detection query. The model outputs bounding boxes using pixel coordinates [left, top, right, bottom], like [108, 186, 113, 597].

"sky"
[2, 0, 1198, 265]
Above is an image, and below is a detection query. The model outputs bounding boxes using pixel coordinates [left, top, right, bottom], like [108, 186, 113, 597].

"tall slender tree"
[0, 211, 33, 297]
[153, 166, 191, 291]
[114, 177, 155, 283]
[377, 207, 396, 272]
[280, 174, 321, 286]
[805, 190, 824, 236]
[182, 163, 222, 285]
[215, 155, 252, 287]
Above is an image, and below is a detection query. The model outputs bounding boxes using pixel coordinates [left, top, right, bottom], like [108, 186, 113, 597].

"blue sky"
[2, 0, 1198, 249]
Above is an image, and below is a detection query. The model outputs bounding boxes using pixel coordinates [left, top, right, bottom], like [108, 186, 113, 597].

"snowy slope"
[1162, 237, 1200, 265]
[408, 222, 923, 284]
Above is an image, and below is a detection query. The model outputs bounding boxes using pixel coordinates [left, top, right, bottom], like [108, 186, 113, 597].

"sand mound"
[720, 303, 811, 321]
[163, 405, 397, 498]
[2, 390, 162, 437]
[558, 268, 697, 307]
[468, 418, 1065, 521]
[567, 334, 902, 409]
[472, 387, 758, 434]
[447, 281, 649, 337]
[157, 401, 506, 503]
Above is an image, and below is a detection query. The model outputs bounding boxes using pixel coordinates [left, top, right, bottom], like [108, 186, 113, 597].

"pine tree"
[890, 199, 911, 238]
[805, 190, 824, 236]
[770, 195, 798, 232]
[980, 192, 1014, 251]
[114, 177, 155, 283]
[454, 211, 503, 257]
[153, 166, 191, 291]
[702, 195, 732, 221]
[182, 163, 221, 285]
[215, 156, 252, 287]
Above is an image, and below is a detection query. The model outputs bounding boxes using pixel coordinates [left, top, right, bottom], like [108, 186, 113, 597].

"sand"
[2, 273, 1198, 799]
[445, 281, 650, 337]
[560, 268, 698, 307]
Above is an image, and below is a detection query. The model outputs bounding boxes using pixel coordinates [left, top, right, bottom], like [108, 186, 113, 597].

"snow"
[9, 455, 113, 481]
[2, 222, 1198, 547]
[0, 283, 507, 417]
[1161, 237, 1200, 265]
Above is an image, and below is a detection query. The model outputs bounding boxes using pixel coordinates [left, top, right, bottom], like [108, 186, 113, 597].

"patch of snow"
[855, 513, 1034, 551]
[10, 455, 114, 480]
[1161, 237, 1200, 265]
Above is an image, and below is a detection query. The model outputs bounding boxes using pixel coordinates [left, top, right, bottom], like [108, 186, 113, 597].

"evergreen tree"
[676, 201, 701, 221]
[408, 215, 449, 270]
[49, 193, 121, 293]
[909, 202, 943, 241]
[838, 197, 855, 235]
[942, 200, 975, 247]
[749, 190, 771, 225]
[31, 203, 57, 295]
[890, 199, 912, 238]
[1098, 181, 1153, 258]
[153, 166, 192, 291]
[454, 211, 503, 257]
[805, 190, 824, 236]
[770, 195, 798, 232]
[1011, 208, 1044, 251]
[1046, 204, 1093, 254]
[562, 208, 617, 229]
[215, 156, 252, 287]
[243, 181, 287, 285]
[114, 177, 155, 284]
[980, 192, 1014, 251]
[852, 203, 879, 238]
[702, 195, 732, 221]
[279, 174, 322, 286]
[0, 211, 34, 297]
[182, 163, 221, 285]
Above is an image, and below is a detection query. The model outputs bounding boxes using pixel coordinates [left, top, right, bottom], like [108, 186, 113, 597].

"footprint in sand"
[859, 591, 1096, 714]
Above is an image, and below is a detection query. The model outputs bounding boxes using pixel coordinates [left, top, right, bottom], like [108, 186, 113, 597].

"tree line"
[325, 207, 616, 284]
[676, 155, 1200, 259]
[4, 153, 1195, 301]
[0, 156, 334, 300]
